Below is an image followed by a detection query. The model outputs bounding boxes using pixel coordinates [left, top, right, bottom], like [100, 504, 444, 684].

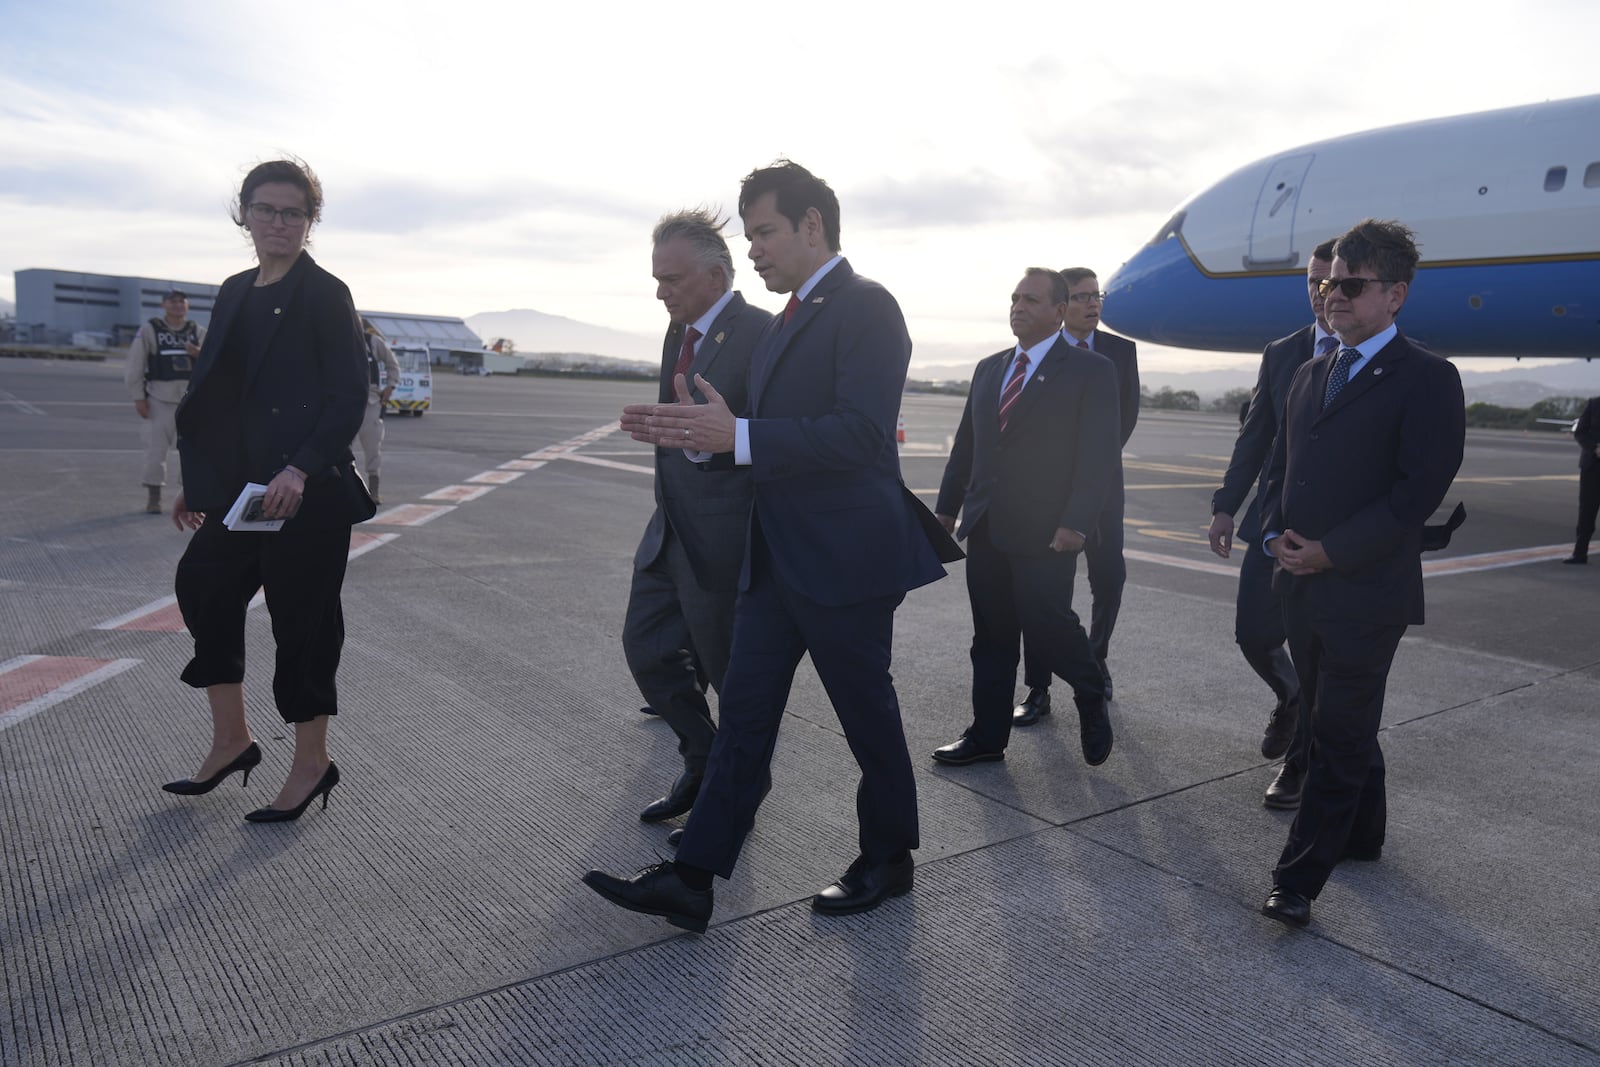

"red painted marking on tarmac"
[118, 600, 187, 632]
[0, 656, 140, 731]
[369, 504, 456, 526]
[423, 484, 495, 503]
[497, 459, 546, 471]
[467, 470, 524, 485]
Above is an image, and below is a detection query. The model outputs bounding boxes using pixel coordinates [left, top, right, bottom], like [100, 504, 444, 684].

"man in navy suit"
[1207, 239, 1336, 799]
[1258, 220, 1465, 928]
[586, 161, 954, 932]
[1564, 395, 1600, 563]
[624, 209, 771, 825]
[1012, 267, 1138, 725]
[932, 268, 1120, 767]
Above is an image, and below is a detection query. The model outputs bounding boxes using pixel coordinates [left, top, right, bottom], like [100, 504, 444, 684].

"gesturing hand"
[618, 373, 736, 453]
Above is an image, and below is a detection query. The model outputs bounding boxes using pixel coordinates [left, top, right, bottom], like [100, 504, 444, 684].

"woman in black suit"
[161, 159, 372, 821]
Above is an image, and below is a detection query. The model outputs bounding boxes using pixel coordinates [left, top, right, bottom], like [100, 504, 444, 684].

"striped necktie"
[1323, 347, 1361, 409]
[672, 326, 701, 382]
[998, 352, 1029, 431]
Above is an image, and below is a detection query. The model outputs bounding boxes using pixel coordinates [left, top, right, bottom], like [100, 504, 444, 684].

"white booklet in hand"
[222, 483, 286, 531]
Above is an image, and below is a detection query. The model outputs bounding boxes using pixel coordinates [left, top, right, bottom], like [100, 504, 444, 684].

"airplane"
[1100, 94, 1600, 359]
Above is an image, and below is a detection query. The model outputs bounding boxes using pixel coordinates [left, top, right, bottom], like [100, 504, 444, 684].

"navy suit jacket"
[1574, 396, 1600, 471]
[1091, 329, 1140, 449]
[737, 259, 948, 606]
[1213, 324, 1318, 542]
[635, 292, 769, 592]
[936, 338, 1121, 553]
[1260, 330, 1465, 625]
[176, 252, 367, 517]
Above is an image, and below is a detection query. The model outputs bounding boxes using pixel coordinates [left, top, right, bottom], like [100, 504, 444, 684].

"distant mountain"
[465, 309, 658, 363]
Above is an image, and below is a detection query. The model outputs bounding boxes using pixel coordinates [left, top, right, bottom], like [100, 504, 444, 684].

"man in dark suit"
[1207, 239, 1336, 801]
[1258, 219, 1465, 927]
[1564, 395, 1600, 564]
[623, 209, 771, 824]
[931, 268, 1120, 767]
[585, 160, 955, 932]
[1012, 267, 1138, 725]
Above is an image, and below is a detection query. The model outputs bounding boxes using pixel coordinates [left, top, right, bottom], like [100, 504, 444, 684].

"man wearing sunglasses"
[1257, 219, 1465, 928]
[1208, 239, 1336, 800]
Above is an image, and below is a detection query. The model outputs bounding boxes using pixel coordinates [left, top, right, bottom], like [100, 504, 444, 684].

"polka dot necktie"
[1323, 347, 1361, 409]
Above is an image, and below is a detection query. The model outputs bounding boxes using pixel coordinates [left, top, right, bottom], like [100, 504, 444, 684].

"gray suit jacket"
[633, 291, 771, 591]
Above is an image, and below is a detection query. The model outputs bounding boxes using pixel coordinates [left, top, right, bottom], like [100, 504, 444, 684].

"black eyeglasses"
[247, 202, 310, 225]
[1317, 276, 1397, 299]
[1067, 291, 1107, 304]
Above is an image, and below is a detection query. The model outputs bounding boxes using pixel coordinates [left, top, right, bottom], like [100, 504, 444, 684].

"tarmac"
[2, 356, 1597, 1066]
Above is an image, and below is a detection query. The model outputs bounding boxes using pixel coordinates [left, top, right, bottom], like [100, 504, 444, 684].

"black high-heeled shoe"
[161, 742, 262, 795]
[244, 763, 340, 823]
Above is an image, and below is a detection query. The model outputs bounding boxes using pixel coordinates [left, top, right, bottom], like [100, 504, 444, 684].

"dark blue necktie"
[1315, 335, 1338, 359]
[1323, 347, 1360, 409]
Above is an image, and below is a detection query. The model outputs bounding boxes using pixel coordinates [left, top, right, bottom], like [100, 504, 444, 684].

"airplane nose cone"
[1101, 239, 1195, 344]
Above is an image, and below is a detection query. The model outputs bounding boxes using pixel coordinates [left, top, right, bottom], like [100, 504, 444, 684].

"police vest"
[147, 319, 198, 381]
[366, 336, 384, 387]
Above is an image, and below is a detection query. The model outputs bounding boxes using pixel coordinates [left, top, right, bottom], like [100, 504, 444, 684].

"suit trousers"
[967, 520, 1105, 751]
[175, 513, 352, 723]
[1274, 593, 1405, 898]
[1574, 462, 1600, 558]
[1023, 469, 1123, 687]
[674, 530, 917, 879]
[621, 525, 734, 774]
[140, 397, 180, 487]
[1235, 536, 1300, 711]
[354, 390, 385, 477]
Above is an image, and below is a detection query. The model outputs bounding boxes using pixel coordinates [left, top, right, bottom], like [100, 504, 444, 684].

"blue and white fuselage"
[1102, 95, 1600, 358]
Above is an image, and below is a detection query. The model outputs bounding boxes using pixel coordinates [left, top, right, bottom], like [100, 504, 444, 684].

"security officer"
[353, 318, 401, 503]
[125, 289, 204, 514]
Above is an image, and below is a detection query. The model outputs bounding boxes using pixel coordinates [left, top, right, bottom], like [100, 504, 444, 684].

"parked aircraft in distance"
[1101, 95, 1600, 359]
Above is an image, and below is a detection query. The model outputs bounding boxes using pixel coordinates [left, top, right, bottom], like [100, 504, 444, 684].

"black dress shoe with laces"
[582, 862, 712, 933]
[640, 771, 702, 822]
[813, 853, 914, 915]
[1260, 700, 1297, 759]
[1012, 687, 1052, 726]
[1263, 764, 1304, 810]
[1074, 694, 1113, 766]
[932, 735, 1005, 766]
[1261, 887, 1311, 927]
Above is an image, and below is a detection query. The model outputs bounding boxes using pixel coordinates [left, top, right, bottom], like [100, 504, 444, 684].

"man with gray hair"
[623, 208, 772, 826]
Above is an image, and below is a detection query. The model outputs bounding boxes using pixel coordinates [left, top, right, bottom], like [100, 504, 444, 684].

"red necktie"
[998, 352, 1030, 431]
[1076, 338, 1089, 349]
[783, 293, 800, 325]
[672, 326, 701, 383]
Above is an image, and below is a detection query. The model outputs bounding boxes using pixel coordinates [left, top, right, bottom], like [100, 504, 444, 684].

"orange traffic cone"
[896, 415, 906, 444]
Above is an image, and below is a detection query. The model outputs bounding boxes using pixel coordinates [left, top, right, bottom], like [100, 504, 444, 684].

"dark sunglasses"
[1317, 276, 1398, 299]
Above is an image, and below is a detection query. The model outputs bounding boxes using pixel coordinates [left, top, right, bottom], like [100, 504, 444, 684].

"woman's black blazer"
[176, 252, 368, 518]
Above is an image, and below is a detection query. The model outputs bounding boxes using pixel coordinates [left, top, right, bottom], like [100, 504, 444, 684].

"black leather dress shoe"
[1074, 694, 1113, 766]
[932, 735, 1004, 766]
[1263, 764, 1303, 810]
[667, 827, 684, 848]
[1563, 555, 1587, 565]
[1260, 701, 1297, 759]
[813, 853, 914, 915]
[1261, 887, 1311, 927]
[639, 705, 661, 716]
[639, 771, 701, 822]
[1012, 687, 1052, 726]
[581, 862, 712, 933]
[1097, 658, 1114, 702]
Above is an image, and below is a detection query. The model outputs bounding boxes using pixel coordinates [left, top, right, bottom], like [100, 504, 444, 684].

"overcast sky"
[3, 0, 1596, 371]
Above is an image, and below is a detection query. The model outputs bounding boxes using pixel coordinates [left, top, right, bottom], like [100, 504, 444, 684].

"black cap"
[164, 288, 188, 300]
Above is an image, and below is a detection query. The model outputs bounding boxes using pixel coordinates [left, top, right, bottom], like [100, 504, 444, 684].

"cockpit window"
[1146, 211, 1186, 247]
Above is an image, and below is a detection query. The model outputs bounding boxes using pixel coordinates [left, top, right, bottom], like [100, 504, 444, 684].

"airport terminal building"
[12, 268, 485, 367]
